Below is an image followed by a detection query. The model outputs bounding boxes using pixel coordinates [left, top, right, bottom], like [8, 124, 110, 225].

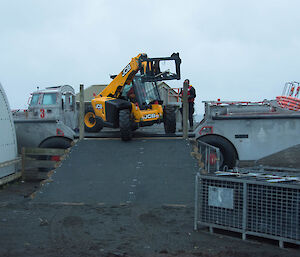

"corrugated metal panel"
[0, 83, 18, 178]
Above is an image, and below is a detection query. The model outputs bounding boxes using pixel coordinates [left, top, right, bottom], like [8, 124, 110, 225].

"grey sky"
[1, 0, 300, 114]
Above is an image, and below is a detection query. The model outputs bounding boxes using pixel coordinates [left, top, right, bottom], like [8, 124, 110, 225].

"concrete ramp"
[33, 138, 197, 206]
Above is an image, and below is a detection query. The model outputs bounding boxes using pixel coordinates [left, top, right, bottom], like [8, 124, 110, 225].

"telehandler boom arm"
[98, 53, 181, 99]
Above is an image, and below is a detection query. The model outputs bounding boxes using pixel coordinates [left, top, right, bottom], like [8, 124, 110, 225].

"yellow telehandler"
[84, 53, 181, 140]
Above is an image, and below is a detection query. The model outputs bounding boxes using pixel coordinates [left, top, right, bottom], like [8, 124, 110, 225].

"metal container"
[195, 172, 300, 247]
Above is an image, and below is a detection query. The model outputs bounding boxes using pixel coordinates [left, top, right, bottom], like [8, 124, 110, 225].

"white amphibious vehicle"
[0, 83, 18, 179]
[12, 85, 76, 152]
[195, 82, 300, 168]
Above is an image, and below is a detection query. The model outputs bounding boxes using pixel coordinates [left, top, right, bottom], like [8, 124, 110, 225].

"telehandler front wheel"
[84, 106, 103, 133]
[163, 105, 176, 134]
[119, 109, 132, 141]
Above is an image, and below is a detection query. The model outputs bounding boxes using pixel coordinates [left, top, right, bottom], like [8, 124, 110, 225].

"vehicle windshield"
[42, 93, 57, 105]
[133, 76, 160, 107]
[121, 84, 132, 99]
[30, 94, 40, 106]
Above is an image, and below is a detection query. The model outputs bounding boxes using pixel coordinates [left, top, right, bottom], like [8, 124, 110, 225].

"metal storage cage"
[194, 172, 300, 247]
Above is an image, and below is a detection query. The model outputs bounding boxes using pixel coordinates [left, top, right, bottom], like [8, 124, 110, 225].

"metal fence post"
[216, 149, 220, 171]
[21, 147, 25, 179]
[205, 147, 208, 171]
[194, 172, 200, 230]
[79, 84, 85, 140]
[208, 148, 211, 173]
[182, 81, 188, 139]
[242, 182, 247, 240]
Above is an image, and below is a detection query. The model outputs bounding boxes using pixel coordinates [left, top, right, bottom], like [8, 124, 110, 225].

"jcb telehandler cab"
[84, 53, 181, 141]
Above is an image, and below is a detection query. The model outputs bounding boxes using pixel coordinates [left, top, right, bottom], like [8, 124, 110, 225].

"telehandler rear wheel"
[84, 106, 103, 133]
[163, 105, 176, 134]
[119, 109, 132, 141]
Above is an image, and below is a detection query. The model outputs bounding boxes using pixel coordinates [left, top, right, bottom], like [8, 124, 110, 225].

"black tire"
[39, 137, 72, 149]
[38, 137, 72, 173]
[131, 122, 139, 131]
[163, 105, 176, 134]
[119, 109, 132, 141]
[198, 135, 237, 169]
[84, 106, 103, 133]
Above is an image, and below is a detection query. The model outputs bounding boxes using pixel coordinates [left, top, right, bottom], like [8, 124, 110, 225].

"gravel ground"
[0, 138, 299, 257]
[0, 186, 299, 257]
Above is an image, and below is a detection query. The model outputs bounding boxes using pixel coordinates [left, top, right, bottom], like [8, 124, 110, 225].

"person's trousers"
[180, 102, 194, 128]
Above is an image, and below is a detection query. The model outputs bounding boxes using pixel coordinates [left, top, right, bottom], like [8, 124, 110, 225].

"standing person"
[180, 79, 196, 130]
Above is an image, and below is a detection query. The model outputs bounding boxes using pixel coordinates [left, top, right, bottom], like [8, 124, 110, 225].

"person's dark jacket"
[180, 85, 196, 103]
[188, 86, 196, 102]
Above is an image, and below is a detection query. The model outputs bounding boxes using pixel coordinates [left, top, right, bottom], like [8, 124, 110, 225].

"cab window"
[121, 84, 134, 100]
[42, 93, 57, 105]
[30, 94, 40, 106]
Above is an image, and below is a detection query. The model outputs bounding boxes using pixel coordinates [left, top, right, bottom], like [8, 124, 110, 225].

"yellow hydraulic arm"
[97, 53, 181, 99]
[98, 54, 144, 99]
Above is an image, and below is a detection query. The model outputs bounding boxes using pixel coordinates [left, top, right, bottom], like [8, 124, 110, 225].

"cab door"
[62, 93, 76, 130]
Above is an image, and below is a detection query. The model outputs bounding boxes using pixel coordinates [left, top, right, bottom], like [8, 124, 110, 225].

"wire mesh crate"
[195, 172, 300, 247]
[199, 177, 244, 229]
[247, 183, 300, 241]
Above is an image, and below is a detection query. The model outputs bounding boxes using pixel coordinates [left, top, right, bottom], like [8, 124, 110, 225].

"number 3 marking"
[40, 109, 45, 118]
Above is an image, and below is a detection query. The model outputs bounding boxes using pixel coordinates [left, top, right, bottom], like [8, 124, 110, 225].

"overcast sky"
[1, 0, 300, 114]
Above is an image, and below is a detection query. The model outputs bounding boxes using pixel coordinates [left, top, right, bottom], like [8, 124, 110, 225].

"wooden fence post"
[79, 84, 85, 140]
[182, 81, 189, 139]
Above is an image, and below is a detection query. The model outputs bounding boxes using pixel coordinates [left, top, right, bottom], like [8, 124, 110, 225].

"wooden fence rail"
[0, 158, 22, 186]
[21, 147, 69, 181]
[0, 147, 69, 185]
